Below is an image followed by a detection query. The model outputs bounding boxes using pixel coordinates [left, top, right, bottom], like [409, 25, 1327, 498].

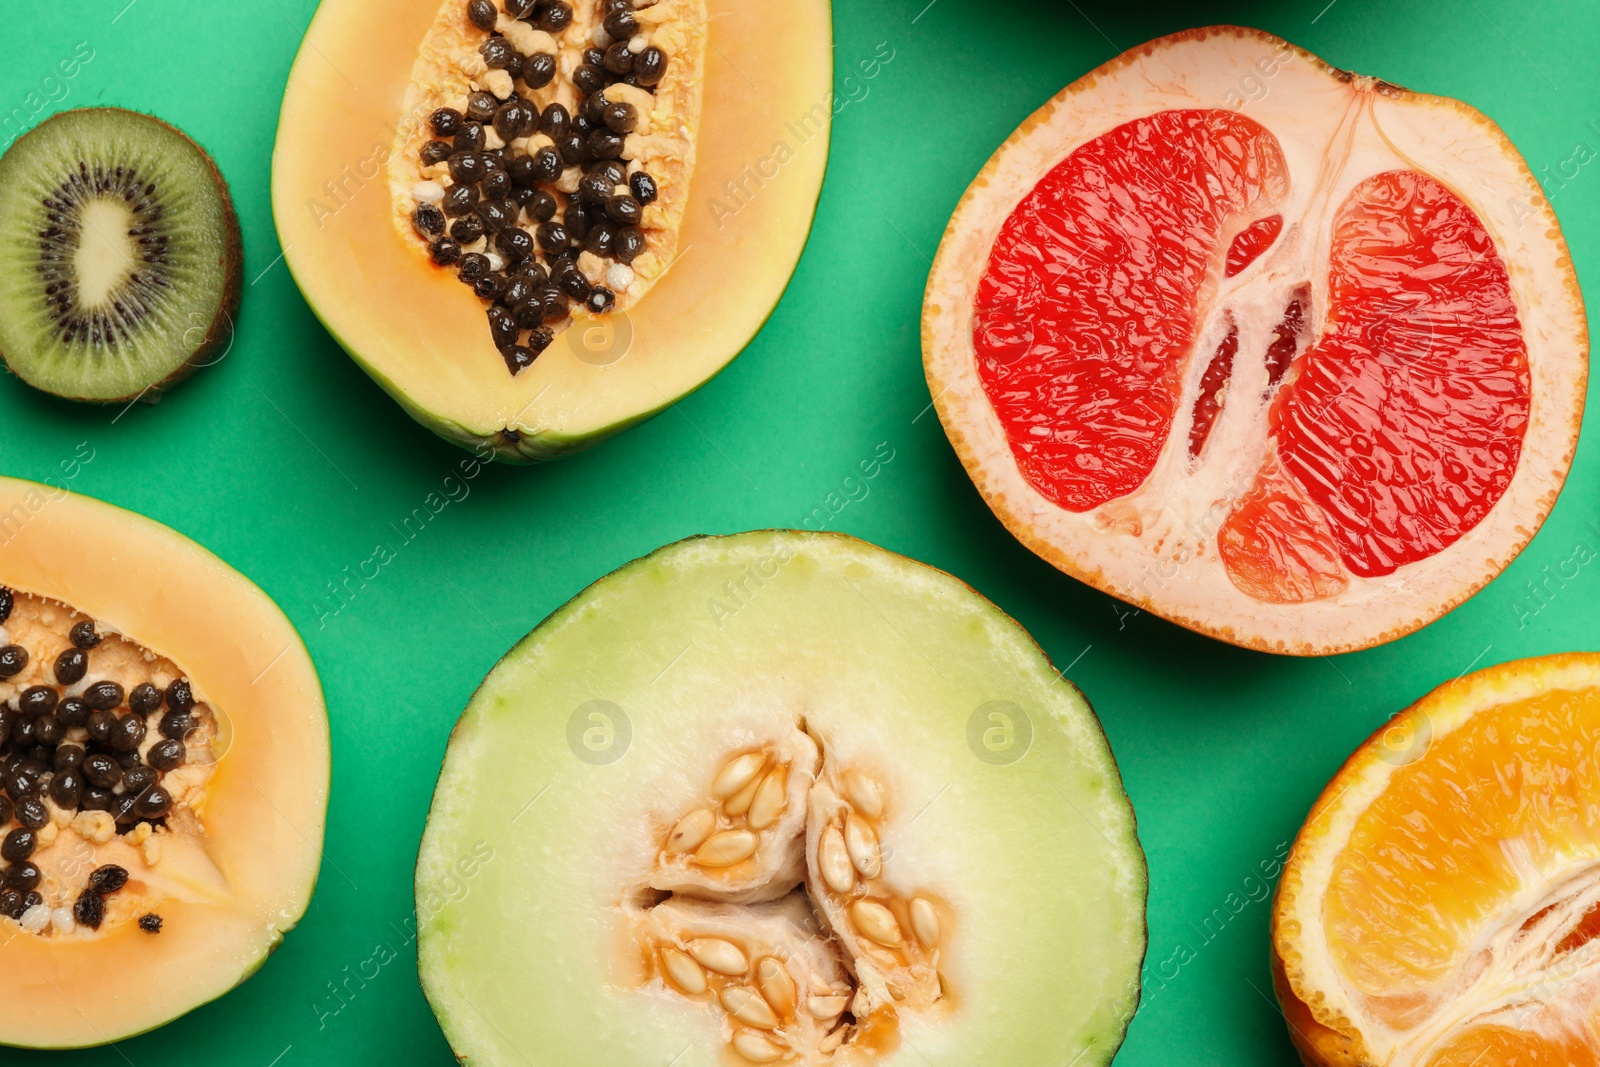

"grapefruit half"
[922, 27, 1587, 655]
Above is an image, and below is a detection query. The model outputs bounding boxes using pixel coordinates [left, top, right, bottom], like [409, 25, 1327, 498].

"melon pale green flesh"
[416, 531, 1147, 1066]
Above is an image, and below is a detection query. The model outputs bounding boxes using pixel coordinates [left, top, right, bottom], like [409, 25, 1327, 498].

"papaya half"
[272, 0, 832, 461]
[0, 477, 329, 1048]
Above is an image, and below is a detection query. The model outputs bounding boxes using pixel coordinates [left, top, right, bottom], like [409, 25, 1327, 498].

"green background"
[1, 0, 1595, 1062]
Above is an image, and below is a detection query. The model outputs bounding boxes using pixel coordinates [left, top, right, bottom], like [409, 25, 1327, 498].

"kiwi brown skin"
[0, 107, 244, 404]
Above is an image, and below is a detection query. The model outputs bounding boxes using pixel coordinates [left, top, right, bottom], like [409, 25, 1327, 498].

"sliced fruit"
[1272, 653, 1600, 1067]
[417, 531, 1146, 1065]
[0, 108, 241, 402]
[922, 26, 1587, 654]
[273, 0, 830, 461]
[0, 477, 328, 1048]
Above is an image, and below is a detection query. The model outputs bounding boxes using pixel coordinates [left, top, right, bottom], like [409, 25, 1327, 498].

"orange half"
[1273, 653, 1600, 1066]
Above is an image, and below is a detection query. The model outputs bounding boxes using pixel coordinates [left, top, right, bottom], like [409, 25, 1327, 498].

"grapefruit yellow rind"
[921, 26, 1587, 655]
[1271, 652, 1600, 1067]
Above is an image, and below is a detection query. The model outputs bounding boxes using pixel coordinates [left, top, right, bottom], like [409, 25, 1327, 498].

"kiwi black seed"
[0, 108, 242, 402]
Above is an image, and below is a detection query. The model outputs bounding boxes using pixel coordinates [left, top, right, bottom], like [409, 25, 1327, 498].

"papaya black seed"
[535, 0, 572, 32]
[7, 861, 40, 891]
[81, 787, 113, 812]
[554, 263, 590, 300]
[602, 102, 637, 134]
[117, 749, 145, 770]
[503, 0, 535, 17]
[466, 91, 498, 123]
[466, 0, 497, 31]
[413, 203, 445, 237]
[584, 222, 616, 257]
[84, 752, 121, 788]
[500, 275, 535, 309]
[487, 306, 519, 349]
[420, 139, 453, 167]
[481, 168, 512, 200]
[0, 888, 20, 920]
[19, 686, 57, 716]
[503, 56, 526, 85]
[510, 299, 543, 330]
[49, 770, 82, 809]
[477, 198, 517, 233]
[578, 172, 613, 204]
[431, 237, 463, 267]
[535, 222, 570, 253]
[9, 714, 34, 748]
[527, 326, 555, 353]
[531, 146, 564, 183]
[0, 588, 11, 624]
[147, 738, 186, 773]
[630, 170, 657, 205]
[557, 131, 589, 167]
[443, 184, 479, 217]
[506, 154, 536, 189]
[614, 225, 646, 264]
[0, 645, 29, 678]
[84, 680, 124, 711]
[57, 697, 89, 728]
[13, 797, 47, 831]
[473, 271, 506, 302]
[573, 63, 606, 97]
[526, 188, 558, 223]
[522, 53, 557, 90]
[86, 709, 115, 744]
[603, 9, 637, 39]
[513, 258, 549, 284]
[582, 46, 605, 68]
[90, 863, 130, 895]
[589, 159, 626, 185]
[33, 714, 63, 746]
[129, 682, 162, 715]
[448, 151, 487, 185]
[109, 713, 147, 752]
[458, 253, 490, 283]
[450, 214, 486, 245]
[139, 913, 163, 933]
[536, 285, 570, 319]
[166, 681, 194, 713]
[480, 35, 515, 69]
[54, 647, 85, 684]
[124, 765, 158, 796]
[588, 129, 625, 161]
[585, 287, 616, 315]
[602, 42, 634, 76]
[74, 889, 104, 929]
[112, 793, 140, 825]
[605, 194, 642, 226]
[499, 344, 536, 373]
[430, 107, 463, 137]
[69, 619, 101, 649]
[634, 46, 668, 87]
[0, 797, 11, 824]
[1, 828, 35, 862]
[133, 786, 171, 820]
[538, 102, 569, 140]
[159, 710, 193, 740]
[498, 229, 535, 263]
[564, 201, 593, 241]
[53, 743, 85, 772]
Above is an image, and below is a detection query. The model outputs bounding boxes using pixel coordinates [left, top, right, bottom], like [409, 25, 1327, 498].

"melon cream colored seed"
[844, 812, 881, 878]
[746, 768, 787, 830]
[666, 808, 715, 853]
[807, 995, 849, 1019]
[818, 826, 854, 894]
[851, 901, 903, 948]
[723, 772, 761, 817]
[732, 1031, 785, 1064]
[911, 896, 940, 946]
[719, 986, 778, 1029]
[756, 957, 797, 1015]
[842, 770, 883, 818]
[686, 938, 748, 977]
[695, 829, 758, 867]
[713, 752, 766, 798]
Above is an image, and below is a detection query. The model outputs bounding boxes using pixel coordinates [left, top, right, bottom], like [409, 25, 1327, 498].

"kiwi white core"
[74, 199, 139, 310]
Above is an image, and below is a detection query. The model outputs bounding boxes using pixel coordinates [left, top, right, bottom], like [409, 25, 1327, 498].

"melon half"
[922, 26, 1587, 655]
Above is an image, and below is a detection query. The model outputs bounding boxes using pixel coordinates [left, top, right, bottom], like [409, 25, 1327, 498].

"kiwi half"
[0, 108, 241, 402]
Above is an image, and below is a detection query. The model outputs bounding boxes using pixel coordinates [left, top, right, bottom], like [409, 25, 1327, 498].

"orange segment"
[1273, 654, 1600, 1067]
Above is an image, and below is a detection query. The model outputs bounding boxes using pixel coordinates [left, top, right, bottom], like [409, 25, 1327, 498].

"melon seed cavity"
[0, 586, 221, 936]
[633, 733, 952, 1062]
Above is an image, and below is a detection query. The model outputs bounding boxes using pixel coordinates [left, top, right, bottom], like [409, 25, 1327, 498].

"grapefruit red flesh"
[973, 108, 1288, 512]
[924, 27, 1586, 653]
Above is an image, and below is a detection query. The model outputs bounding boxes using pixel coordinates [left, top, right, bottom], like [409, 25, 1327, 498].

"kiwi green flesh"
[0, 107, 240, 402]
[416, 530, 1147, 1066]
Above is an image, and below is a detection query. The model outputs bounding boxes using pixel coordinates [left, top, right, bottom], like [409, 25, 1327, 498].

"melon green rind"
[416, 530, 1147, 1065]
